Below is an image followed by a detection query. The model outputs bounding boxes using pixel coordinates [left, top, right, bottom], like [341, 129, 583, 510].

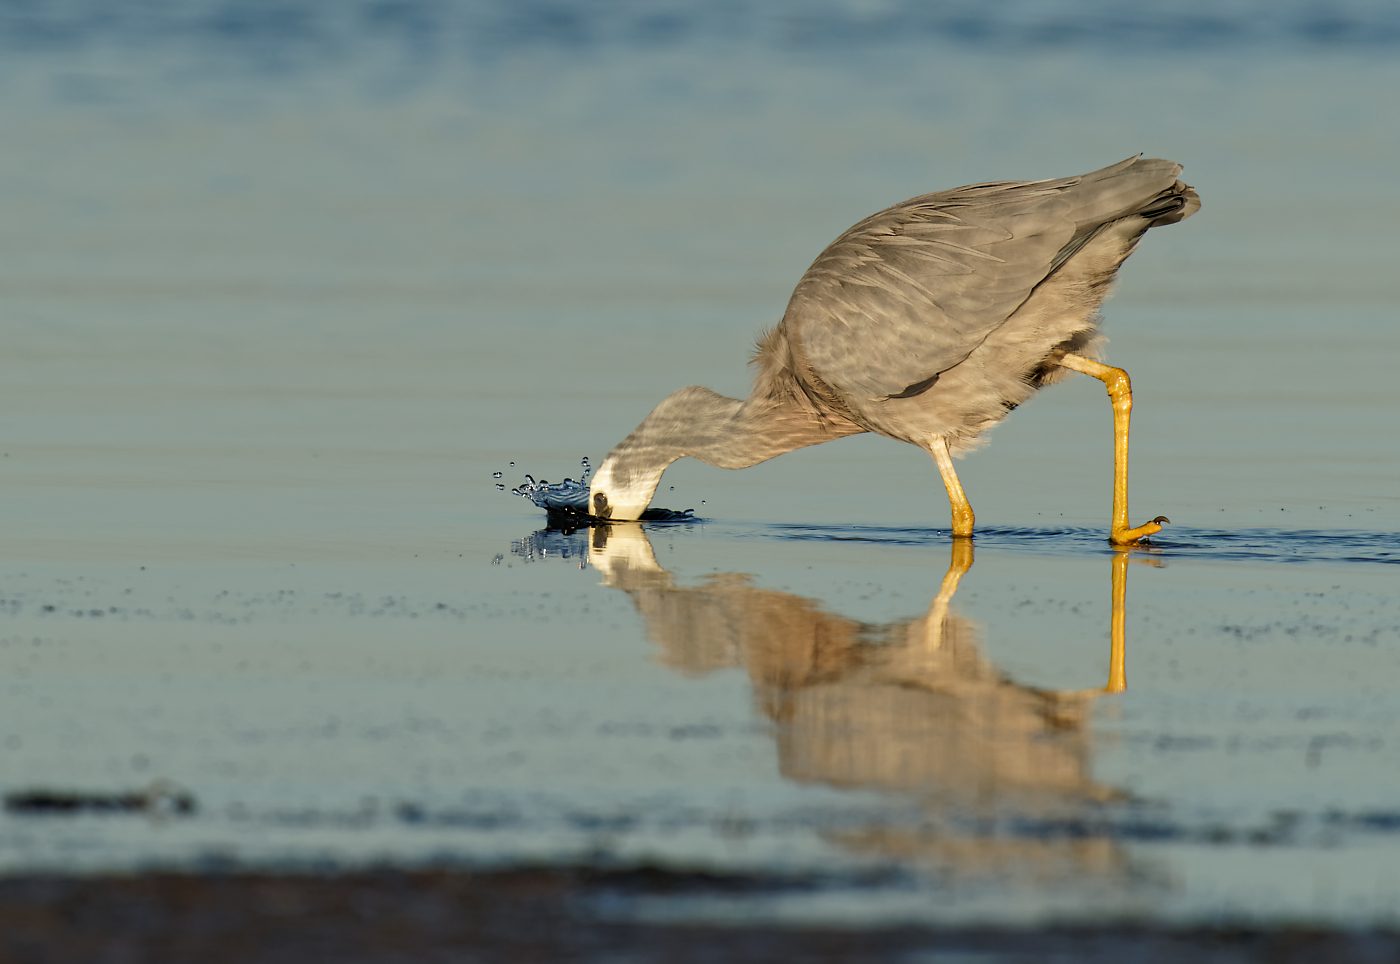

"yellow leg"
[928, 437, 975, 538]
[1058, 353, 1170, 545]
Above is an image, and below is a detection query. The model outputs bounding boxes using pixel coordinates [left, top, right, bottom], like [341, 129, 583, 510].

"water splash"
[503, 456, 697, 523]
[510, 456, 593, 513]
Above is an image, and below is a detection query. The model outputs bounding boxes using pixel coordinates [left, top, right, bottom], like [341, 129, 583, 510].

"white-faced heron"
[589, 156, 1200, 544]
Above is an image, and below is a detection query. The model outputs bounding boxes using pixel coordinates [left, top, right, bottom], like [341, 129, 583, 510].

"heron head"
[587, 457, 651, 522]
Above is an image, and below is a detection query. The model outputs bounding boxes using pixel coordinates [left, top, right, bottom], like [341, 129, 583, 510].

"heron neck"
[602, 385, 853, 506]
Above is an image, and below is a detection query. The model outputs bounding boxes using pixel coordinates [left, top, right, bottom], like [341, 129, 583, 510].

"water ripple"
[507, 518, 1398, 567]
[756, 523, 1400, 566]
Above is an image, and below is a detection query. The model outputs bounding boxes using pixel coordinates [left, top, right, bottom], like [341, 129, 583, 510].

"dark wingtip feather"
[1143, 179, 1201, 225]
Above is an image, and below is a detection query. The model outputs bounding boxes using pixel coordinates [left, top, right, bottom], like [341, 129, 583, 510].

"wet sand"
[4, 867, 1399, 964]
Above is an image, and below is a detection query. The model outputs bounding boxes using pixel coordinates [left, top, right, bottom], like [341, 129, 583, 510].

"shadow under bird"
[589, 156, 1200, 544]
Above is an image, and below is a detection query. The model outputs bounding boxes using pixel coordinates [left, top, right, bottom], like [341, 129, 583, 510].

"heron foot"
[1110, 515, 1170, 546]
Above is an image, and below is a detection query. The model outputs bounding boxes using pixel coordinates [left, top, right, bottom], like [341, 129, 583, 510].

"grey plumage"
[589, 156, 1199, 531]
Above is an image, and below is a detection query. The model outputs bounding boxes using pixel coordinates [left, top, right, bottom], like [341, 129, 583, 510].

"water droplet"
[495, 483, 505, 491]
[509, 461, 516, 467]
[700, 500, 707, 505]
[668, 486, 674, 492]
[492, 471, 503, 479]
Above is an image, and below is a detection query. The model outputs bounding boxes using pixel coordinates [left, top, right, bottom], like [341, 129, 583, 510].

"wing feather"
[783, 156, 1180, 402]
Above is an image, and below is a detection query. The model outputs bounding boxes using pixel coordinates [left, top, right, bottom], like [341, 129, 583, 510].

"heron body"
[589, 156, 1199, 543]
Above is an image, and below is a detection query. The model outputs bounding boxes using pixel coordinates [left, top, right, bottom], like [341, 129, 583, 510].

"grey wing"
[786, 181, 1078, 403]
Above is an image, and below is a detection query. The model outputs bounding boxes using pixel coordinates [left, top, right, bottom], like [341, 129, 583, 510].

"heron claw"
[1110, 515, 1169, 546]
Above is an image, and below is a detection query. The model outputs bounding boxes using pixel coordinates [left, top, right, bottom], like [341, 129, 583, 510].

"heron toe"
[1110, 515, 1169, 545]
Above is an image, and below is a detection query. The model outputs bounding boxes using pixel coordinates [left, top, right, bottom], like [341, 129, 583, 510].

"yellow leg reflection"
[910, 539, 1129, 697]
[1105, 549, 1129, 694]
[919, 537, 975, 651]
[1058, 353, 1170, 546]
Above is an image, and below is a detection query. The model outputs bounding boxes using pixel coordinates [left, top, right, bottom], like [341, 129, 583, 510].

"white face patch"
[588, 460, 652, 521]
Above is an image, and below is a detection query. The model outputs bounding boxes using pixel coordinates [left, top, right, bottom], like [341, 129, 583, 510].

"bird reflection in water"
[584, 524, 1144, 878]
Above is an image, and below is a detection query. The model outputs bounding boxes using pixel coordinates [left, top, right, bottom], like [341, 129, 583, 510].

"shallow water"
[3, 0, 1400, 932]
[5, 521, 1400, 927]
